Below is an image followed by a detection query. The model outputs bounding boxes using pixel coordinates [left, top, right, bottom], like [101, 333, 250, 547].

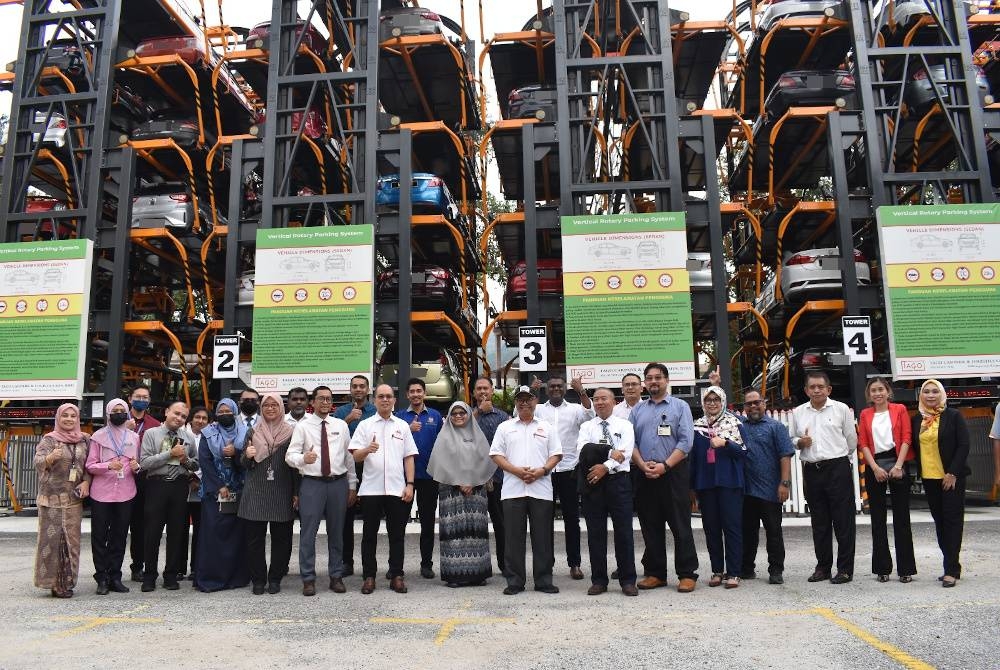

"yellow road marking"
[50, 614, 162, 638]
[812, 607, 935, 670]
[370, 600, 515, 646]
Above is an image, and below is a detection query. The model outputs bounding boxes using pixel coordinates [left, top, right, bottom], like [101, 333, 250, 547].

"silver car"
[131, 183, 210, 233]
[32, 111, 68, 147]
[758, 0, 849, 31]
[687, 252, 713, 288]
[780, 247, 871, 302]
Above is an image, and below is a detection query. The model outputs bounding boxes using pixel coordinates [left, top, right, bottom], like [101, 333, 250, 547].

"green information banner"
[876, 204, 1000, 379]
[251, 226, 374, 393]
[0, 239, 92, 399]
[561, 212, 695, 386]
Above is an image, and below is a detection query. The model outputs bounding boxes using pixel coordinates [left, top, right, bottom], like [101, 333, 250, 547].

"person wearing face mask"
[691, 386, 747, 589]
[238, 388, 261, 431]
[86, 399, 141, 595]
[195, 398, 250, 592]
[912, 379, 971, 588]
[180, 406, 211, 582]
[126, 385, 160, 583]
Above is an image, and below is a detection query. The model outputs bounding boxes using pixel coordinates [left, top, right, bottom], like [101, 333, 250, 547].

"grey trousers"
[502, 497, 554, 589]
[298, 476, 349, 582]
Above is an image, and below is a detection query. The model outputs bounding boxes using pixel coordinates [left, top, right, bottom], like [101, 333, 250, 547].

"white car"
[32, 112, 68, 147]
[237, 271, 254, 306]
[780, 247, 871, 302]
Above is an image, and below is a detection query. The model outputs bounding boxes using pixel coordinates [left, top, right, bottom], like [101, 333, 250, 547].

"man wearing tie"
[286, 386, 357, 596]
[350, 384, 418, 595]
[238, 388, 261, 430]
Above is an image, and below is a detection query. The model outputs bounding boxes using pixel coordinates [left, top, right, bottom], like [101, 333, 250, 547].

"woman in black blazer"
[912, 379, 970, 588]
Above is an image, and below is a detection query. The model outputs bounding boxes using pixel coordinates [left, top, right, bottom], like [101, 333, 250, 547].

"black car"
[506, 84, 558, 121]
[763, 69, 857, 120]
[131, 109, 203, 149]
[41, 38, 87, 77]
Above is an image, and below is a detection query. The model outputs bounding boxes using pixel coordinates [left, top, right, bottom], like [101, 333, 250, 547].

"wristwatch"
[661, 460, 672, 472]
[780, 480, 791, 487]
[542, 466, 551, 476]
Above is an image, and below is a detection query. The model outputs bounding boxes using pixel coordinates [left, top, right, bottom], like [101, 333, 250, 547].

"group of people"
[32, 366, 977, 599]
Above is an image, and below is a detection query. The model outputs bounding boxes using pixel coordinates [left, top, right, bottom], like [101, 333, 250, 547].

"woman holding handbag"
[857, 378, 915, 583]
[194, 398, 250, 592]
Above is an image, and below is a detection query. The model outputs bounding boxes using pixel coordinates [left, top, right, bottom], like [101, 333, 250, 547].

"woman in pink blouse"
[86, 399, 141, 595]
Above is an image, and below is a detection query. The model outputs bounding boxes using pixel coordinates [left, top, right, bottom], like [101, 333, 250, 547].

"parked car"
[131, 182, 210, 233]
[903, 64, 992, 116]
[246, 19, 327, 53]
[376, 342, 463, 405]
[130, 109, 202, 148]
[237, 271, 254, 306]
[763, 69, 857, 120]
[780, 247, 871, 302]
[32, 111, 68, 147]
[42, 38, 87, 77]
[379, 6, 445, 41]
[23, 197, 72, 240]
[878, 0, 978, 34]
[758, 0, 850, 31]
[253, 108, 327, 139]
[753, 342, 853, 403]
[506, 84, 558, 121]
[377, 265, 462, 312]
[505, 258, 563, 310]
[375, 173, 460, 220]
[687, 252, 713, 288]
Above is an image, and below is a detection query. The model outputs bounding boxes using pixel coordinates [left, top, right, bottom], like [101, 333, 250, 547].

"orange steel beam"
[129, 228, 196, 320]
[195, 321, 224, 408]
[127, 138, 203, 233]
[399, 121, 471, 208]
[727, 301, 771, 393]
[478, 211, 525, 310]
[36, 149, 74, 209]
[482, 310, 528, 353]
[0, 433, 22, 513]
[774, 200, 836, 301]
[123, 321, 192, 407]
[411, 311, 470, 402]
[721, 203, 763, 294]
[757, 16, 848, 116]
[767, 106, 835, 205]
[782, 299, 845, 398]
[116, 55, 205, 145]
[412, 215, 469, 310]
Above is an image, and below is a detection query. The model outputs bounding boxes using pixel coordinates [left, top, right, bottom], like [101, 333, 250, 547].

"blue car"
[375, 173, 460, 220]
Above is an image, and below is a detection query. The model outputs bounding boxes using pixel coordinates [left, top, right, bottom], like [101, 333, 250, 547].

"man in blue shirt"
[333, 375, 377, 576]
[473, 376, 510, 574]
[630, 362, 698, 592]
[395, 377, 443, 579]
[739, 388, 794, 584]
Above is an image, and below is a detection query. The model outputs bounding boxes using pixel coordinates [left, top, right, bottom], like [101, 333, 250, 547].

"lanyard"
[107, 428, 126, 458]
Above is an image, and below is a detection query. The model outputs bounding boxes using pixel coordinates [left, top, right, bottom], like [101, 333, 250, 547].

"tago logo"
[900, 361, 926, 371]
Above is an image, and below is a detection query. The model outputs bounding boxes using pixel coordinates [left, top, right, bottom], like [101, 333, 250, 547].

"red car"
[504, 258, 563, 310]
[24, 197, 74, 240]
[246, 20, 327, 54]
[254, 108, 327, 139]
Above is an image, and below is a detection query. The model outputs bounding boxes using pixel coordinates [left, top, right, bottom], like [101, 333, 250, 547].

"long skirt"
[438, 485, 492, 585]
[194, 501, 250, 592]
[34, 504, 83, 591]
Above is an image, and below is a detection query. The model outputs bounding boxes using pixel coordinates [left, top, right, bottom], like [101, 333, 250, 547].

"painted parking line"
[370, 600, 515, 646]
[51, 604, 160, 638]
[811, 607, 934, 670]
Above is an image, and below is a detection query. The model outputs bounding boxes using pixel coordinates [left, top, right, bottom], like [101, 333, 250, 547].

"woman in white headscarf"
[427, 401, 496, 587]
[691, 386, 747, 589]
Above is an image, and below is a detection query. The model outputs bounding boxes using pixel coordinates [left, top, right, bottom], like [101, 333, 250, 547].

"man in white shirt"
[789, 371, 859, 584]
[286, 386, 357, 597]
[238, 388, 261, 431]
[577, 388, 637, 596]
[613, 372, 644, 419]
[489, 385, 562, 595]
[533, 375, 593, 580]
[284, 387, 309, 425]
[349, 384, 417, 595]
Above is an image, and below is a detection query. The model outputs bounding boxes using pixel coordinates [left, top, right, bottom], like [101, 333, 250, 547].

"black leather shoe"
[621, 584, 639, 596]
[768, 574, 784, 585]
[252, 583, 266, 595]
[110, 581, 130, 593]
[141, 582, 156, 592]
[131, 569, 144, 583]
[420, 566, 435, 579]
[163, 580, 180, 591]
[342, 564, 354, 577]
[610, 569, 619, 580]
[807, 569, 831, 583]
[534, 584, 559, 594]
[502, 585, 524, 595]
[330, 577, 346, 593]
[741, 571, 758, 580]
[587, 584, 607, 595]
[830, 573, 853, 585]
[267, 581, 281, 594]
[570, 566, 584, 580]
[96, 582, 109, 596]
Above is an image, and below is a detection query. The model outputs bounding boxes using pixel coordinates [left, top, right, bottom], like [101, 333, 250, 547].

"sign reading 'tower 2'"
[876, 204, 1000, 379]
[561, 212, 694, 387]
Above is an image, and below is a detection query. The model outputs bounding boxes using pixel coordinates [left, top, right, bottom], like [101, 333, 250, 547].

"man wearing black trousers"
[138, 401, 198, 592]
[126, 385, 160, 583]
[472, 377, 509, 575]
[333, 376, 376, 577]
[790, 372, 859, 584]
[739, 388, 794, 584]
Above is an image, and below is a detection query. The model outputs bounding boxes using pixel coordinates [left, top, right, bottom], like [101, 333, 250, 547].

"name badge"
[427, 418, 434, 424]
[117, 468, 125, 480]
[599, 439, 608, 444]
[533, 431, 546, 439]
[392, 430, 403, 441]
[657, 425, 672, 437]
[266, 466, 275, 481]
[68, 469, 78, 482]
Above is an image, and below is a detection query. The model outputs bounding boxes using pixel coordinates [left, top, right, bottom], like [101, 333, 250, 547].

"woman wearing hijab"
[86, 399, 141, 594]
[427, 401, 496, 588]
[238, 393, 297, 594]
[857, 377, 915, 583]
[912, 379, 970, 588]
[691, 386, 747, 589]
[194, 398, 250, 592]
[33, 404, 91, 598]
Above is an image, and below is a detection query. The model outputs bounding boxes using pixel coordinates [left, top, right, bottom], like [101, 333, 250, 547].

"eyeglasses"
[450, 410, 468, 417]
[314, 397, 334, 403]
[743, 400, 763, 407]
[703, 397, 722, 403]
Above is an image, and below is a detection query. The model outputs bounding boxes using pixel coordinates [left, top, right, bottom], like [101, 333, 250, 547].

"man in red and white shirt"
[489, 385, 562, 595]
[349, 384, 417, 595]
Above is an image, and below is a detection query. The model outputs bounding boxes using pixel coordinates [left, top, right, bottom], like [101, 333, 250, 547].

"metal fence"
[0, 431, 41, 510]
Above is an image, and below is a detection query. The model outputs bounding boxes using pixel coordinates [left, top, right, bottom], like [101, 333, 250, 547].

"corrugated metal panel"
[1, 432, 41, 509]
